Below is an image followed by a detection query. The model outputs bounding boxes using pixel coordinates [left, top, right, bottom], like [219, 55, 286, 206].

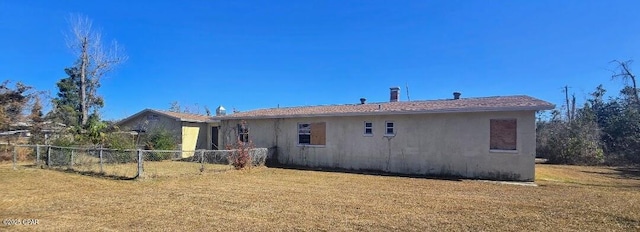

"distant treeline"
[537, 80, 639, 165]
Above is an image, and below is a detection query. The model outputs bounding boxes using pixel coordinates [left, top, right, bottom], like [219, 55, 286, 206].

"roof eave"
[218, 105, 556, 120]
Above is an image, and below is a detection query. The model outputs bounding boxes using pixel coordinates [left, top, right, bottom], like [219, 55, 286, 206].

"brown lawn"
[0, 162, 639, 231]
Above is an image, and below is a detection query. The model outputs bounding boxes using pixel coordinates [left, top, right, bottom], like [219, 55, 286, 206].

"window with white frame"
[385, 121, 395, 135]
[298, 123, 311, 144]
[298, 122, 326, 145]
[237, 123, 249, 143]
[364, 122, 373, 136]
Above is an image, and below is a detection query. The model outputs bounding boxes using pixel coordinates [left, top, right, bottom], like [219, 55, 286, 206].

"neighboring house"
[0, 121, 66, 145]
[217, 88, 554, 181]
[116, 109, 221, 158]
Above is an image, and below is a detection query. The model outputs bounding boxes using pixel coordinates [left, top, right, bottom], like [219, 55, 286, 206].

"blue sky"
[1, 0, 639, 120]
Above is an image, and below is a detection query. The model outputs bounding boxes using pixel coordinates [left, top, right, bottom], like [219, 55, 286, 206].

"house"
[217, 88, 554, 181]
[0, 121, 66, 145]
[115, 109, 221, 157]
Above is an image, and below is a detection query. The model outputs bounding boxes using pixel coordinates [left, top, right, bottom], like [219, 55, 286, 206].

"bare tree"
[169, 101, 181, 112]
[611, 60, 639, 108]
[67, 14, 127, 126]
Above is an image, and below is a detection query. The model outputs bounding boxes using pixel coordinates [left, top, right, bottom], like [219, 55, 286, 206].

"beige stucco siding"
[118, 112, 215, 154]
[221, 110, 537, 181]
[116, 111, 182, 144]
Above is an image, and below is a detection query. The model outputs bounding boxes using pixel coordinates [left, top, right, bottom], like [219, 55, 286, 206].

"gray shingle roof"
[218, 95, 555, 119]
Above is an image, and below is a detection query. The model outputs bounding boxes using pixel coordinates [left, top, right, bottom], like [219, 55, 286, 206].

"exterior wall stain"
[220, 110, 537, 181]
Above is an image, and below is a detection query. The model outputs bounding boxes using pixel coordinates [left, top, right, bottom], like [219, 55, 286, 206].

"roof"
[218, 95, 555, 119]
[116, 109, 215, 126]
[157, 110, 213, 122]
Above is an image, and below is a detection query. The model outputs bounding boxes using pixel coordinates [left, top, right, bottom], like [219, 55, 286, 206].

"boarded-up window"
[298, 122, 326, 145]
[490, 119, 517, 150]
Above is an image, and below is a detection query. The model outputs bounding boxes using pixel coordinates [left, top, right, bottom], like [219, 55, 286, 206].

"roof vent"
[360, 98, 366, 104]
[453, 92, 461, 100]
[215, 105, 226, 116]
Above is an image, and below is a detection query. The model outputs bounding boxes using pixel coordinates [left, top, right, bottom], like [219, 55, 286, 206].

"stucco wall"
[221, 110, 537, 181]
[117, 111, 182, 142]
[117, 112, 212, 155]
[182, 122, 209, 150]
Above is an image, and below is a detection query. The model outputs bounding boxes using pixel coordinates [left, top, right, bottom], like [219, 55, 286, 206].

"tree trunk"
[80, 37, 89, 126]
[632, 76, 639, 109]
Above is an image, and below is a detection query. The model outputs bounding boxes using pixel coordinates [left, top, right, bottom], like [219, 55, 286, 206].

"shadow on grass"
[21, 164, 137, 180]
[267, 163, 465, 182]
[581, 167, 640, 180]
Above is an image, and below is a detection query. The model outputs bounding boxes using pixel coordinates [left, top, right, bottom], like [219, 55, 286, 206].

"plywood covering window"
[298, 122, 326, 145]
[490, 119, 517, 150]
[237, 123, 249, 143]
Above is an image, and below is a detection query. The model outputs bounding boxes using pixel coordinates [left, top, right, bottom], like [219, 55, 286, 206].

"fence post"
[136, 149, 143, 178]
[200, 150, 205, 172]
[12, 145, 17, 170]
[47, 146, 51, 168]
[99, 148, 104, 174]
[69, 149, 74, 169]
[36, 145, 40, 166]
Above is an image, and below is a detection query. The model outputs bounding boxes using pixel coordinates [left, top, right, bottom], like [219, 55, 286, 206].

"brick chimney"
[453, 92, 461, 100]
[390, 87, 400, 102]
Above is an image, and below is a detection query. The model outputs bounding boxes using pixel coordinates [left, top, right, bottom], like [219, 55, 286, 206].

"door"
[211, 126, 219, 150]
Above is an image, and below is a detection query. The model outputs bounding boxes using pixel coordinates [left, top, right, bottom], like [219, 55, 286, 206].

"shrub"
[144, 129, 178, 161]
[103, 133, 135, 150]
[52, 135, 75, 147]
[226, 139, 254, 170]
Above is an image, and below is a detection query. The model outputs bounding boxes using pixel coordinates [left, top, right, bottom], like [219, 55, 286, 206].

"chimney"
[390, 87, 400, 102]
[453, 92, 461, 100]
[360, 98, 366, 104]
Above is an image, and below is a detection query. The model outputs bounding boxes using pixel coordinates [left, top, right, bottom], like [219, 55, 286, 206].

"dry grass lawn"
[1, 162, 639, 231]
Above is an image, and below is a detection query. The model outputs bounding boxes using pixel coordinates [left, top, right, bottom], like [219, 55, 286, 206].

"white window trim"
[364, 121, 373, 137]
[296, 144, 326, 148]
[297, 123, 311, 145]
[237, 124, 249, 142]
[296, 123, 326, 147]
[489, 149, 519, 154]
[384, 120, 395, 136]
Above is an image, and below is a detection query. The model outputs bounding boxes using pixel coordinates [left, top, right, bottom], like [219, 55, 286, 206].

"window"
[490, 119, 517, 150]
[364, 122, 373, 136]
[237, 123, 249, 142]
[385, 121, 395, 136]
[298, 122, 326, 145]
[147, 114, 159, 121]
[298, 123, 311, 144]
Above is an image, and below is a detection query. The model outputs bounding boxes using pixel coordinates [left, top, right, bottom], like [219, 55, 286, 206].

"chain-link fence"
[12, 145, 268, 179]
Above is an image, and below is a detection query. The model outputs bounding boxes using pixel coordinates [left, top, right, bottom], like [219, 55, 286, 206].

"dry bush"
[226, 139, 255, 170]
[0, 146, 33, 162]
[0, 151, 10, 162]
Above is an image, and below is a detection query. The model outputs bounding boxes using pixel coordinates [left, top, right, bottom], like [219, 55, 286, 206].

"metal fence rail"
[12, 145, 268, 179]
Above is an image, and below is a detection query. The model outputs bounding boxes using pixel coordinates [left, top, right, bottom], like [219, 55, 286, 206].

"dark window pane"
[386, 128, 394, 134]
[365, 122, 372, 127]
[365, 128, 373, 134]
[387, 122, 394, 127]
[299, 135, 311, 144]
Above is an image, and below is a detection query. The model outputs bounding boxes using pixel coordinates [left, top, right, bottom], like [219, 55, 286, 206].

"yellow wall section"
[181, 125, 200, 158]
